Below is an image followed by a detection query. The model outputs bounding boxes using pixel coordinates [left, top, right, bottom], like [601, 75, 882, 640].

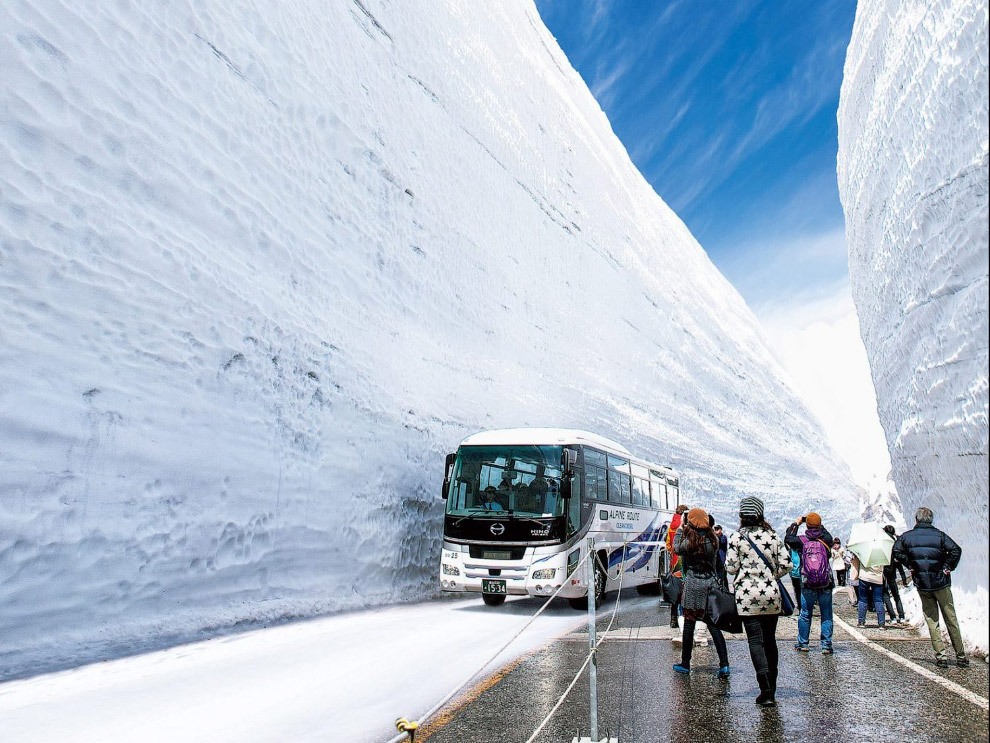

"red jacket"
[666, 513, 682, 574]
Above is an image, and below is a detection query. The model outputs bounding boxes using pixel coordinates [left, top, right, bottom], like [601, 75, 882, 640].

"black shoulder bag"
[743, 534, 795, 616]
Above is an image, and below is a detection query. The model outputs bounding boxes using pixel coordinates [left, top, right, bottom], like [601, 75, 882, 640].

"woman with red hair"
[671, 507, 731, 679]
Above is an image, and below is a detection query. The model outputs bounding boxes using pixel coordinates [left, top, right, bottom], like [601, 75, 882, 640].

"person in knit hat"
[725, 496, 791, 706]
[671, 507, 730, 679]
[785, 511, 836, 653]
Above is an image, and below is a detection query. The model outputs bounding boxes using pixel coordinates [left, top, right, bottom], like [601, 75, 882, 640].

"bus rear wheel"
[482, 593, 506, 606]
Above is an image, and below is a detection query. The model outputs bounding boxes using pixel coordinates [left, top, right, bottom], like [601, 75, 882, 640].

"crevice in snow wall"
[1, 0, 858, 678]
[838, 0, 989, 655]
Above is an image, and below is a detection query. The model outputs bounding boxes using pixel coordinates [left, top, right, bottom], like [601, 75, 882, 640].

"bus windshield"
[445, 445, 565, 518]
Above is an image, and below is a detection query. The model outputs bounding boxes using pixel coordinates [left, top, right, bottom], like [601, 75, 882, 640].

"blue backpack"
[800, 535, 832, 588]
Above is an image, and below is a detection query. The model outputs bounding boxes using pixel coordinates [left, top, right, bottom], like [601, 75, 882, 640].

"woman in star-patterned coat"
[724, 496, 792, 707]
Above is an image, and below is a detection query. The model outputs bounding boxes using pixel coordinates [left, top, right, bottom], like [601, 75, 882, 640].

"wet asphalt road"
[415, 590, 989, 743]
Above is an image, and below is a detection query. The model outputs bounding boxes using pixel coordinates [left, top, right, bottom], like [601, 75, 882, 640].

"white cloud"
[755, 279, 893, 489]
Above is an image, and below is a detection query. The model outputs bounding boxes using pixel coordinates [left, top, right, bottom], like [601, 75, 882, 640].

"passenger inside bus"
[525, 465, 551, 514]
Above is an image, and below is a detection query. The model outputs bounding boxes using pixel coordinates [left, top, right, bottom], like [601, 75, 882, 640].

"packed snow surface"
[0, 595, 588, 743]
[1, 0, 857, 677]
[837, 0, 989, 653]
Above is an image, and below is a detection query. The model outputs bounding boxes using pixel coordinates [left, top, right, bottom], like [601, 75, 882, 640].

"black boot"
[768, 666, 778, 697]
[670, 610, 679, 629]
[755, 672, 775, 706]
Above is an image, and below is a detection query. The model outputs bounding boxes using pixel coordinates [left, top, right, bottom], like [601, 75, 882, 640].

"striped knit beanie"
[739, 496, 764, 520]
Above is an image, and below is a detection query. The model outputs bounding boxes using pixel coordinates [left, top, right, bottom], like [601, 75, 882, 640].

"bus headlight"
[532, 568, 556, 580]
[442, 563, 460, 576]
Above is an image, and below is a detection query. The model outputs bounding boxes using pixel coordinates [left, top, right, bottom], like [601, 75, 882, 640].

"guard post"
[587, 537, 598, 742]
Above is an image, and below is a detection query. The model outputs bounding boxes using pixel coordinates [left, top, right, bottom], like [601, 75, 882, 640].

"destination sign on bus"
[599, 509, 642, 522]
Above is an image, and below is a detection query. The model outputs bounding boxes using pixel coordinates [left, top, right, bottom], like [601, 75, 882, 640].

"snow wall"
[837, 0, 989, 654]
[0, 0, 858, 678]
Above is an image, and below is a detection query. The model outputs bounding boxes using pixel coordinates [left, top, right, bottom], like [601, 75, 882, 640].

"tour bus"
[438, 428, 680, 609]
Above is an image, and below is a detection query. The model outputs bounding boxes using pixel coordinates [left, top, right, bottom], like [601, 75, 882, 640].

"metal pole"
[586, 537, 598, 742]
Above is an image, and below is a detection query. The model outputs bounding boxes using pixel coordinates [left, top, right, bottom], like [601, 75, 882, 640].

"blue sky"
[536, 1, 894, 487]
[535, 0, 858, 308]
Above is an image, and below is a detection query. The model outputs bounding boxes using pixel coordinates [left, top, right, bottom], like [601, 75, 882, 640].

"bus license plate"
[482, 579, 506, 595]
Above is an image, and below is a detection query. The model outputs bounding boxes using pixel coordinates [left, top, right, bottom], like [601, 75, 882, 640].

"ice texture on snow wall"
[0, 0, 857, 677]
[838, 0, 989, 653]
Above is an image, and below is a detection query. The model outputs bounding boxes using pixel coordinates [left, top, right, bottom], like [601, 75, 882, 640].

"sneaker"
[822, 648, 834, 656]
[672, 664, 690, 674]
[936, 658, 950, 669]
[794, 644, 810, 652]
[879, 624, 887, 630]
[717, 665, 731, 679]
[957, 658, 971, 668]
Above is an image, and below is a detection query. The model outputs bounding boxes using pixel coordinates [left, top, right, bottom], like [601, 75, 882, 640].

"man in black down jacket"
[892, 507, 967, 668]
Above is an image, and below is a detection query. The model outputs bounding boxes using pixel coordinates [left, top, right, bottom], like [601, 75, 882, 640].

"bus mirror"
[560, 476, 572, 500]
[562, 448, 577, 474]
[441, 452, 456, 499]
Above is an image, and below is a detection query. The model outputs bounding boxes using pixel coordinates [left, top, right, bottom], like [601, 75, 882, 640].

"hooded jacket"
[784, 522, 835, 588]
[892, 523, 961, 592]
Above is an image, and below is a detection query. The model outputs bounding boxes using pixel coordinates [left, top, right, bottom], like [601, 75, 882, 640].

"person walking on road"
[725, 496, 792, 707]
[714, 524, 729, 586]
[892, 507, 968, 668]
[665, 504, 688, 629]
[785, 513, 836, 654]
[882, 525, 908, 625]
[831, 538, 848, 587]
[850, 550, 887, 629]
[714, 524, 727, 564]
[671, 508, 731, 679]
[788, 544, 802, 610]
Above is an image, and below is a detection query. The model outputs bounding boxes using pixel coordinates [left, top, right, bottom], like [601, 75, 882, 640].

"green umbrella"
[847, 522, 895, 568]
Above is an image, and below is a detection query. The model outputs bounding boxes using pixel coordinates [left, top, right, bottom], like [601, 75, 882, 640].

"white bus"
[438, 428, 680, 609]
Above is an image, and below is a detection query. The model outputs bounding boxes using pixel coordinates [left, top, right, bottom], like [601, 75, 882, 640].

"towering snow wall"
[838, 0, 989, 653]
[0, 0, 858, 677]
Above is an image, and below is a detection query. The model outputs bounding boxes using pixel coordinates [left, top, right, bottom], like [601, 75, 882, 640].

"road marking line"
[416, 646, 541, 741]
[833, 615, 988, 711]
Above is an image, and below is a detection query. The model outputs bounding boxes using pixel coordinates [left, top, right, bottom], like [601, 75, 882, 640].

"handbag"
[743, 534, 795, 617]
[661, 572, 683, 605]
[707, 583, 743, 633]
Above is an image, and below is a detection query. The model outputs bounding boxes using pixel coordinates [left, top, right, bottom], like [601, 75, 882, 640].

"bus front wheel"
[482, 593, 506, 606]
[568, 555, 606, 610]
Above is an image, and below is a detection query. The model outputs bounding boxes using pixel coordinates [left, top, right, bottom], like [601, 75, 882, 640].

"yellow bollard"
[395, 717, 419, 742]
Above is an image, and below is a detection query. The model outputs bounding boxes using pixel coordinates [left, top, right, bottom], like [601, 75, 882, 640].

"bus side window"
[630, 464, 649, 506]
[584, 448, 608, 501]
[607, 455, 631, 505]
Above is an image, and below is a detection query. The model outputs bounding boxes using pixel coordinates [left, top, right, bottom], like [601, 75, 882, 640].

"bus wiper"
[506, 512, 554, 527]
[452, 507, 495, 527]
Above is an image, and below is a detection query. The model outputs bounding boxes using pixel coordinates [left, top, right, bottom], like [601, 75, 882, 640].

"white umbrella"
[847, 522, 895, 568]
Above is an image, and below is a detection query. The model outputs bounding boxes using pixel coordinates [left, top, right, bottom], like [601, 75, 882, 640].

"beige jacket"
[850, 556, 884, 585]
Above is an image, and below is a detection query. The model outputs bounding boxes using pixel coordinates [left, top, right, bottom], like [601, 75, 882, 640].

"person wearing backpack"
[785, 512, 836, 654]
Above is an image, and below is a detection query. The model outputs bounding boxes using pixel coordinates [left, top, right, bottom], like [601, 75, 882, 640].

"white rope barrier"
[389, 538, 665, 742]
[522, 542, 631, 743]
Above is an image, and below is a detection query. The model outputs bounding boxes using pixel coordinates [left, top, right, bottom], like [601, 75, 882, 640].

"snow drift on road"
[837, 0, 989, 653]
[0, 0, 858, 677]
